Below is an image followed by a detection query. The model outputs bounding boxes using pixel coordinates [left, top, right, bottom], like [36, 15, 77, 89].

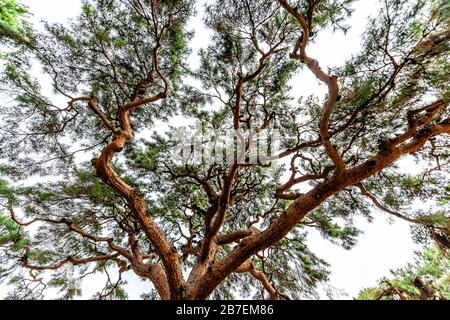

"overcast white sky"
[0, 0, 422, 300]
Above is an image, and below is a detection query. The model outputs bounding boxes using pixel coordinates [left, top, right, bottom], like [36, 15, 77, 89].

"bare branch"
[22, 252, 120, 271]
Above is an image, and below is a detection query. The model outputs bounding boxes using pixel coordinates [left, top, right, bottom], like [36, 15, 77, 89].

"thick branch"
[91, 43, 183, 299]
[188, 110, 449, 299]
[279, 0, 345, 174]
[278, 0, 308, 32]
[216, 228, 258, 245]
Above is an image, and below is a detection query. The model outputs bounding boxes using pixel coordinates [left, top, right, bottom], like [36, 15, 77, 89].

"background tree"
[0, 0, 32, 46]
[0, 0, 449, 300]
[357, 246, 450, 300]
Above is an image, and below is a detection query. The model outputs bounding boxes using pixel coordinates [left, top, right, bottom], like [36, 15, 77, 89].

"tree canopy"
[0, 0, 449, 300]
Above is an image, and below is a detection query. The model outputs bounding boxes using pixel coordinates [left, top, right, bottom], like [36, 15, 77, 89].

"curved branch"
[91, 40, 183, 298]
[279, 0, 345, 175]
[87, 96, 119, 134]
[235, 260, 282, 300]
[356, 183, 421, 225]
[9, 209, 133, 260]
[22, 253, 120, 271]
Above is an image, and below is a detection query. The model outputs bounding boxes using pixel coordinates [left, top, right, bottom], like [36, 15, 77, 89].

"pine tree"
[357, 246, 450, 300]
[0, 0, 449, 300]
